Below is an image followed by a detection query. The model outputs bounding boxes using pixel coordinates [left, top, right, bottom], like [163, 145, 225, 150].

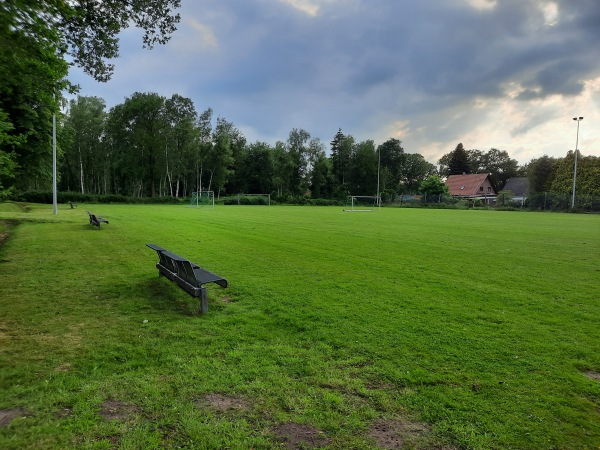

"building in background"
[445, 173, 497, 204]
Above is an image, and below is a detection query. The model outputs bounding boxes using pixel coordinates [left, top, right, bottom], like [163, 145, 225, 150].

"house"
[445, 173, 497, 204]
[502, 177, 529, 204]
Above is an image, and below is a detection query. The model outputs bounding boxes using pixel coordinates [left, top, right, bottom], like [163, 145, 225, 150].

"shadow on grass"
[137, 278, 203, 316]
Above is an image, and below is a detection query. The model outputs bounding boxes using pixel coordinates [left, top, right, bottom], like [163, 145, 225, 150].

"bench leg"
[200, 287, 208, 315]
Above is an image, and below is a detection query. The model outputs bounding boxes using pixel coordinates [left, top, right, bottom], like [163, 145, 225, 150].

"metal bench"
[146, 243, 228, 314]
[86, 211, 109, 228]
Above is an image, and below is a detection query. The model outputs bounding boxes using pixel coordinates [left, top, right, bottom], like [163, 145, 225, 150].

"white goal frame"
[344, 195, 381, 212]
[189, 190, 214, 208]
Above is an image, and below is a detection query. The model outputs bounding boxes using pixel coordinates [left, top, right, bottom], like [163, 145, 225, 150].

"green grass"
[1, 202, 599, 449]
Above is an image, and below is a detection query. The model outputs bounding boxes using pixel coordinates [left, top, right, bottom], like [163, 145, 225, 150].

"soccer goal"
[344, 195, 381, 212]
[189, 191, 214, 208]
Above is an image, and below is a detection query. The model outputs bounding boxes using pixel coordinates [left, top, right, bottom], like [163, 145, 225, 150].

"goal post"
[189, 191, 214, 208]
[344, 195, 381, 212]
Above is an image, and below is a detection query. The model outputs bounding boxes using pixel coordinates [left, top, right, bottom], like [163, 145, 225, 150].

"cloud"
[66, 0, 600, 165]
[278, 0, 321, 16]
[183, 18, 219, 51]
[465, 0, 497, 11]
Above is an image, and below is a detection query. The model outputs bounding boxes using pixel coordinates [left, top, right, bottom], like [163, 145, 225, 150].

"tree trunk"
[78, 143, 85, 194]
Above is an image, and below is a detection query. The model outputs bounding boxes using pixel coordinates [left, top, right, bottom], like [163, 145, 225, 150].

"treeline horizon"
[4, 91, 600, 202]
[1, 2, 598, 205]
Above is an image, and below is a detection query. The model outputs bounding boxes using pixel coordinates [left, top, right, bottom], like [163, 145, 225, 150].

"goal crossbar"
[344, 195, 381, 212]
[188, 191, 214, 208]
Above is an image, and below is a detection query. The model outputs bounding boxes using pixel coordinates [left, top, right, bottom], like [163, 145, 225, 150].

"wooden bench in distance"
[86, 211, 109, 228]
[146, 243, 228, 314]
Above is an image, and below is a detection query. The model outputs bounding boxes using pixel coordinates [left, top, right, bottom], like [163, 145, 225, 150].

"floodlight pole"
[52, 93, 58, 215]
[377, 145, 381, 211]
[571, 117, 583, 209]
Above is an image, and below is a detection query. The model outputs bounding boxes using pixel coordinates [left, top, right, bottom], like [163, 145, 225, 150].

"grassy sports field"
[1, 202, 599, 449]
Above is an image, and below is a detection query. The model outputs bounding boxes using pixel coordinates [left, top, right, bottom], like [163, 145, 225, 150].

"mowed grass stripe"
[0, 203, 599, 449]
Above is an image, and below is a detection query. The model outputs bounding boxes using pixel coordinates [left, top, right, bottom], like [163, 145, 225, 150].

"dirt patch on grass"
[99, 399, 141, 421]
[0, 219, 18, 249]
[0, 409, 28, 427]
[55, 363, 72, 372]
[197, 393, 251, 412]
[220, 296, 233, 303]
[270, 423, 330, 449]
[55, 407, 73, 418]
[369, 419, 433, 449]
[584, 371, 600, 381]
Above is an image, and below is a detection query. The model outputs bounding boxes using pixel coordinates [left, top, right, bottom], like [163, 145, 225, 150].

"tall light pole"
[52, 98, 57, 215]
[571, 116, 583, 209]
[376, 145, 381, 211]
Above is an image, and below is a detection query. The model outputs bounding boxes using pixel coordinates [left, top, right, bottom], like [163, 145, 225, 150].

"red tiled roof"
[445, 173, 494, 196]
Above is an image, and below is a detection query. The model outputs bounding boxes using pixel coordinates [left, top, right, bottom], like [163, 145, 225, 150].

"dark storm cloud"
[68, 0, 600, 160]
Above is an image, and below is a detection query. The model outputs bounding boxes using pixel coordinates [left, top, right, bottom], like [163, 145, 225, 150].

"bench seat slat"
[193, 267, 228, 288]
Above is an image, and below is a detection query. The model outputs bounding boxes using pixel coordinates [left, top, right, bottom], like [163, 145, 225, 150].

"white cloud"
[465, 0, 497, 11]
[178, 18, 219, 52]
[277, 0, 321, 16]
[374, 72, 600, 165]
[541, 2, 559, 26]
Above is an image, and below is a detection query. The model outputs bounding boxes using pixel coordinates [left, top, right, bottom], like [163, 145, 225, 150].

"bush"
[220, 195, 270, 206]
[10, 191, 181, 204]
[270, 195, 344, 206]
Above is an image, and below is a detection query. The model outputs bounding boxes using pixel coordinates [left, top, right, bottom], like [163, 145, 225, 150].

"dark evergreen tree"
[330, 128, 353, 189]
[447, 143, 471, 175]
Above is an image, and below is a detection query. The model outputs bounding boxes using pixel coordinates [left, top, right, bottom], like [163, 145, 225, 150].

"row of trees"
[527, 153, 600, 196]
[5, 88, 598, 203]
[1, 0, 181, 197]
[438, 142, 600, 199]
[57, 93, 440, 200]
[438, 143, 520, 188]
[7, 90, 599, 203]
[2, 2, 597, 205]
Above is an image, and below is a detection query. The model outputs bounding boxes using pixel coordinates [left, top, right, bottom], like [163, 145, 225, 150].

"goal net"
[344, 195, 381, 212]
[189, 191, 214, 208]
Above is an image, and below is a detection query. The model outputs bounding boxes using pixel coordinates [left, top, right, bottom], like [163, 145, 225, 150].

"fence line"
[390, 192, 600, 212]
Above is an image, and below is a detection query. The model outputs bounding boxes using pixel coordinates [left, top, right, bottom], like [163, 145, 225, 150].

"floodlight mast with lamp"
[571, 116, 583, 209]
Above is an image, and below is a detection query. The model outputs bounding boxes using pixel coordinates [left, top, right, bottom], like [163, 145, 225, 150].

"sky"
[67, 0, 600, 166]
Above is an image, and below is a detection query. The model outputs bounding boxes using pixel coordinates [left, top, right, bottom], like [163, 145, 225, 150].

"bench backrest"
[162, 250, 198, 287]
[87, 212, 99, 225]
[146, 244, 227, 289]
